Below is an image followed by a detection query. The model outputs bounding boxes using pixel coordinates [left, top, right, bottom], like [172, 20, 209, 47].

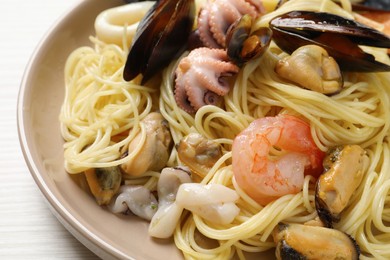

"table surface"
[0, 1, 99, 259]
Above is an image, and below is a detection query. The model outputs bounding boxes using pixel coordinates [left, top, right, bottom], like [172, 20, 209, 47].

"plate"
[17, 0, 183, 259]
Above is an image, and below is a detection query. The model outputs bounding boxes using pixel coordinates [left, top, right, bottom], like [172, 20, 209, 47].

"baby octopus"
[174, 47, 239, 114]
[198, 0, 265, 48]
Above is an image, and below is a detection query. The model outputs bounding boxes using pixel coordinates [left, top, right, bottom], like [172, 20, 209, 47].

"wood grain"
[0, 1, 98, 259]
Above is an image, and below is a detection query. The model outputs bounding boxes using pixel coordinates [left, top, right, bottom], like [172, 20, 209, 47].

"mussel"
[353, 0, 390, 11]
[273, 223, 360, 260]
[176, 133, 223, 178]
[123, 0, 195, 83]
[84, 166, 122, 205]
[269, 11, 390, 72]
[120, 112, 172, 176]
[315, 145, 367, 228]
[226, 14, 273, 66]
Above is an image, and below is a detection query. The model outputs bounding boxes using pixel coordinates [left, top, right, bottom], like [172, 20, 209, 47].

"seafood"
[275, 45, 343, 94]
[120, 112, 172, 176]
[353, 1, 390, 39]
[149, 167, 192, 238]
[94, 1, 154, 46]
[197, 0, 265, 48]
[84, 166, 122, 205]
[353, 0, 390, 11]
[355, 9, 390, 38]
[232, 114, 325, 206]
[225, 14, 272, 66]
[123, 0, 195, 83]
[174, 47, 239, 114]
[273, 223, 360, 260]
[176, 133, 223, 178]
[109, 185, 158, 220]
[315, 145, 368, 228]
[270, 11, 390, 72]
[176, 183, 240, 224]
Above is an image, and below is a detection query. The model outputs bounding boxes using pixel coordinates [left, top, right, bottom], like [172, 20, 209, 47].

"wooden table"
[0, 1, 98, 259]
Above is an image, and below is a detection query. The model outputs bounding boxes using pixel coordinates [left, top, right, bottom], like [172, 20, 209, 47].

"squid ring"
[94, 1, 154, 46]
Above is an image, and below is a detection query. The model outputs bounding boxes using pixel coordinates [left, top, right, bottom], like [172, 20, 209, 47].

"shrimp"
[232, 114, 325, 206]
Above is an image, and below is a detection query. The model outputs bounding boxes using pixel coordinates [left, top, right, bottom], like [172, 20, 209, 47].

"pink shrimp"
[232, 114, 325, 206]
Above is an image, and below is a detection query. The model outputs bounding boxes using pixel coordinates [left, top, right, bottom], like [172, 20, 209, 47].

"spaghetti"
[60, 0, 390, 259]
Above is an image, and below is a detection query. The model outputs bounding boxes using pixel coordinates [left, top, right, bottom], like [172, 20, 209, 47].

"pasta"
[60, 0, 390, 259]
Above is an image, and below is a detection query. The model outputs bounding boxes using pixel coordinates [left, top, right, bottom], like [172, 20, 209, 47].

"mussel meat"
[315, 145, 367, 228]
[123, 0, 195, 83]
[226, 14, 273, 66]
[273, 223, 360, 260]
[269, 11, 390, 72]
[120, 112, 172, 176]
[176, 133, 223, 178]
[84, 166, 122, 205]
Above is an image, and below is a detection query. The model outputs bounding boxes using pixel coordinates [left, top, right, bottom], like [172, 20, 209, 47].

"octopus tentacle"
[198, 0, 264, 48]
[174, 59, 197, 114]
[184, 78, 217, 111]
[198, 8, 220, 48]
[194, 61, 238, 96]
[209, 1, 242, 47]
[245, 0, 265, 13]
[174, 48, 239, 113]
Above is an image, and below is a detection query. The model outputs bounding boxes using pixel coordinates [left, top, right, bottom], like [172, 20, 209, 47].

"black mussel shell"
[123, 0, 195, 83]
[270, 11, 390, 72]
[314, 182, 339, 228]
[226, 14, 272, 66]
[353, 0, 390, 11]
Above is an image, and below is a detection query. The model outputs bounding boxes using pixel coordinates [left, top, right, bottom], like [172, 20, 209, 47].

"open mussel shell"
[84, 166, 122, 206]
[270, 11, 390, 72]
[226, 14, 272, 66]
[352, 0, 390, 11]
[123, 0, 195, 83]
[273, 223, 360, 260]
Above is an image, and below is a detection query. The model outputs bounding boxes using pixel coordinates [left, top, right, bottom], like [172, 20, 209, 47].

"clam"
[123, 0, 195, 83]
[176, 133, 223, 178]
[275, 45, 343, 94]
[84, 166, 122, 205]
[269, 11, 390, 72]
[226, 14, 273, 66]
[315, 145, 367, 228]
[273, 223, 360, 260]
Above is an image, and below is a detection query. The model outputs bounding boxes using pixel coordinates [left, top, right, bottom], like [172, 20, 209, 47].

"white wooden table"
[0, 1, 98, 259]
